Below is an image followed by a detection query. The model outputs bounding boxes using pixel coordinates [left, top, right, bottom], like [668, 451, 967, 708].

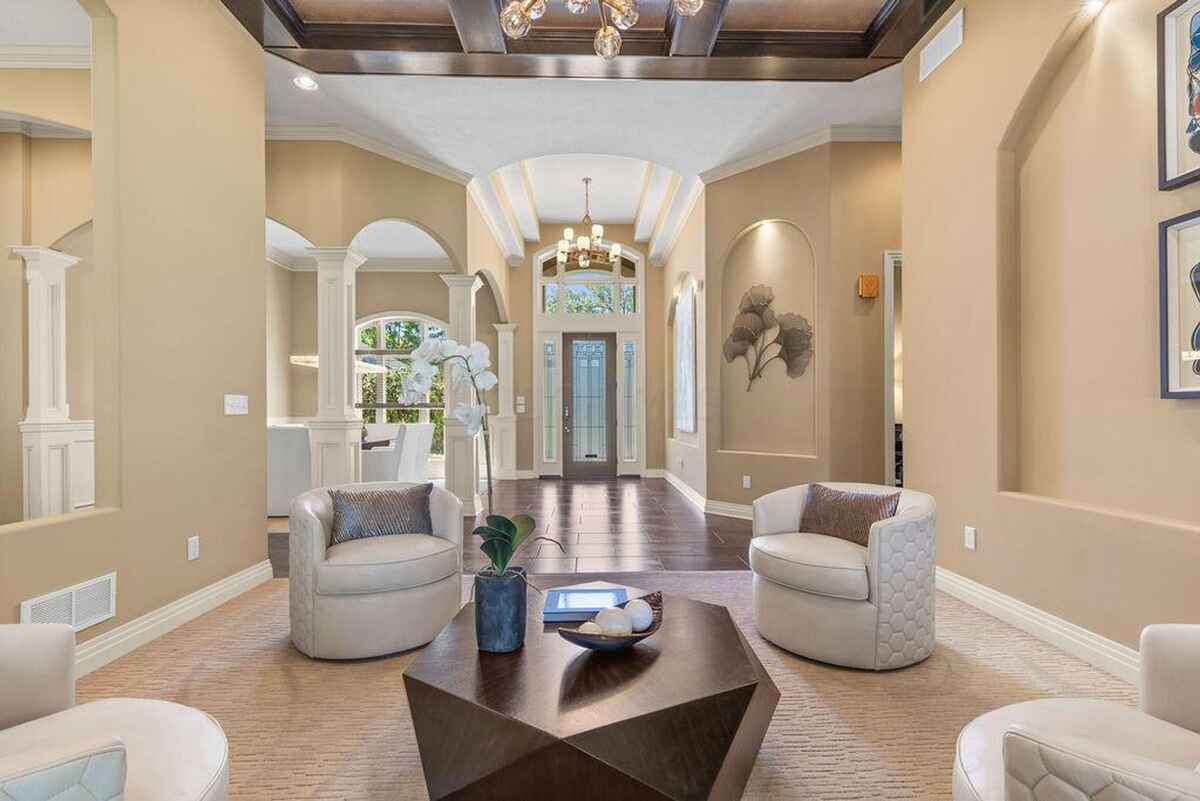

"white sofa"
[289, 481, 463, 659]
[0, 624, 228, 801]
[954, 624, 1200, 801]
[749, 482, 936, 670]
[267, 424, 312, 516]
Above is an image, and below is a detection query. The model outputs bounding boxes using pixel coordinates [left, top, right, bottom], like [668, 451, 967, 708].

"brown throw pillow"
[798, 483, 901, 547]
[329, 484, 434, 546]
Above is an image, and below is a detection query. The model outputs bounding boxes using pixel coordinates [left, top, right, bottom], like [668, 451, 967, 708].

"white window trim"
[673, 277, 697, 435]
[353, 311, 449, 427]
[533, 244, 646, 477]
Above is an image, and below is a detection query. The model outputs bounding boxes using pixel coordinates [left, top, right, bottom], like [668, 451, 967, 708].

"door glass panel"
[543, 341, 557, 461]
[571, 339, 608, 462]
[622, 341, 637, 461]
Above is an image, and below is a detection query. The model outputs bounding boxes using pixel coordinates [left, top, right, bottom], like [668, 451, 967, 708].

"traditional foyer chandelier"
[557, 178, 621, 269]
[500, 0, 705, 61]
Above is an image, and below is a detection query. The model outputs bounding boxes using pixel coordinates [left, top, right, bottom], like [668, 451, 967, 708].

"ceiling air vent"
[919, 8, 964, 83]
[20, 573, 116, 631]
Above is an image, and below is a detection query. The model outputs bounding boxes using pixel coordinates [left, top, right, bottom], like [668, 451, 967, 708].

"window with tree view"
[540, 255, 637, 317]
[355, 316, 446, 454]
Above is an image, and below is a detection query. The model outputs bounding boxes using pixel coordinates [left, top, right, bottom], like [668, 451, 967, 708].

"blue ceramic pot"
[475, 567, 527, 653]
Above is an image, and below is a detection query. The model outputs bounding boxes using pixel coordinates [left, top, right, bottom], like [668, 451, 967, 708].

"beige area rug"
[77, 573, 1135, 800]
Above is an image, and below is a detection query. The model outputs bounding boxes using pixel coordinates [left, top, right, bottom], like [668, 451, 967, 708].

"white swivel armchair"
[267, 424, 312, 516]
[397, 423, 434, 483]
[749, 482, 937, 670]
[0, 624, 229, 801]
[289, 481, 463, 659]
[954, 624, 1200, 801]
[361, 424, 404, 483]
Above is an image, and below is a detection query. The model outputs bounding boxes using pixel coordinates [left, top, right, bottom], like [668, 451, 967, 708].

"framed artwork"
[1159, 208, 1200, 398]
[1159, 0, 1200, 189]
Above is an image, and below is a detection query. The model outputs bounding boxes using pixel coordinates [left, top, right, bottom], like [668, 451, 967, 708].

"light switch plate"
[223, 394, 249, 415]
[516, 396, 526, 405]
[964, 526, 977, 551]
[187, 535, 200, 561]
[742, 475, 752, 489]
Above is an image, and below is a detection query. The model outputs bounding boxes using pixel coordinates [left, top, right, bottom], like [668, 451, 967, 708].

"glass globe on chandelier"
[500, 0, 703, 60]
[557, 178, 621, 270]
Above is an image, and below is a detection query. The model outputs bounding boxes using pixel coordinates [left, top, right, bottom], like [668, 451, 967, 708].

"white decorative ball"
[577, 621, 603, 635]
[594, 608, 633, 636]
[624, 599, 653, 632]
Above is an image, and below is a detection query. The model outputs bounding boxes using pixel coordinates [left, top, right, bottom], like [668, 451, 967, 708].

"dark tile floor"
[267, 478, 753, 578]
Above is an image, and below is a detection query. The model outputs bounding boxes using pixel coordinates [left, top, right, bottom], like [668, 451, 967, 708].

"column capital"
[441, 273, 482, 292]
[493, 323, 518, 335]
[11, 246, 82, 282]
[306, 247, 367, 273]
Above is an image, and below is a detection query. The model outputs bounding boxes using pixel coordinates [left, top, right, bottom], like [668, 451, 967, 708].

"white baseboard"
[704, 500, 753, 520]
[935, 566, 1140, 684]
[75, 560, 274, 676]
[514, 470, 537, 479]
[643, 469, 666, 479]
[662, 470, 705, 509]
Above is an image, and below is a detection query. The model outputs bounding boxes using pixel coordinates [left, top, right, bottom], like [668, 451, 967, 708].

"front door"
[562, 333, 617, 479]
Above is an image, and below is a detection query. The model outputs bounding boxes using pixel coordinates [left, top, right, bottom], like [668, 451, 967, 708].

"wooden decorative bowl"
[557, 592, 664, 652]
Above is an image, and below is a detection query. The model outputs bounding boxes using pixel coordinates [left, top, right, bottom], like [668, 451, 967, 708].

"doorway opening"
[883, 251, 904, 487]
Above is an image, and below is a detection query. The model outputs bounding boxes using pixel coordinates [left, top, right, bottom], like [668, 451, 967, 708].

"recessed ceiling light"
[293, 75, 319, 91]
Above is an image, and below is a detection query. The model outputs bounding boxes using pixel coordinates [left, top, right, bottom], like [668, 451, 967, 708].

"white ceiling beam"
[468, 176, 525, 266]
[496, 162, 540, 242]
[648, 175, 703, 268]
[633, 163, 675, 244]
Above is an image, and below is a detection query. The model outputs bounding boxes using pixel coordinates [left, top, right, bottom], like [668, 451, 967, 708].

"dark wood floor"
[267, 478, 753, 578]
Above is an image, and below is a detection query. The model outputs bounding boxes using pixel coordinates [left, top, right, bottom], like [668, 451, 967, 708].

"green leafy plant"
[473, 513, 562, 576]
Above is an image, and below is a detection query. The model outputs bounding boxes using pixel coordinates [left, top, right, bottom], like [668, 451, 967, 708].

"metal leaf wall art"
[722, 284, 814, 391]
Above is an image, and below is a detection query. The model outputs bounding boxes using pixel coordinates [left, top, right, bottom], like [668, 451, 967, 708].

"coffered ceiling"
[222, 0, 952, 81]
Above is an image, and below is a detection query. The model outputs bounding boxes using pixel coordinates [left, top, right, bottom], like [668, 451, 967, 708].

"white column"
[12, 247, 95, 519]
[492, 323, 518, 480]
[14, 247, 80, 423]
[306, 247, 366, 488]
[442, 274, 481, 515]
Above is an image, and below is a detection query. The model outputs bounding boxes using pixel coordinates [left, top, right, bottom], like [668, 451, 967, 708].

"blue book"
[542, 586, 629, 623]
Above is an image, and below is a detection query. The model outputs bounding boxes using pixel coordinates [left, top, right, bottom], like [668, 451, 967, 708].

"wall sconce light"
[857, 273, 880, 299]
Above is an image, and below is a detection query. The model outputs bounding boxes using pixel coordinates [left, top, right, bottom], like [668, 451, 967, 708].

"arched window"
[538, 254, 639, 317]
[354, 314, 447, 455]
[674, 278, 697, 434]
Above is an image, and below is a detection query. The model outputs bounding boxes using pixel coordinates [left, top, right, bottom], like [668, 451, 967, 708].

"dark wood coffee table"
[403, 582, 779, 801]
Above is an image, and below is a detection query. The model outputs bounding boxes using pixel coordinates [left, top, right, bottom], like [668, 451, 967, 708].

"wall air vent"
[919, 8, 964, 83]
[20, 573, 116, 631]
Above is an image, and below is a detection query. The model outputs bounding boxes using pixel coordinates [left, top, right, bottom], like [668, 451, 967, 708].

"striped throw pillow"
[798, 483, 900, 547]
[329, 484, 434, 545]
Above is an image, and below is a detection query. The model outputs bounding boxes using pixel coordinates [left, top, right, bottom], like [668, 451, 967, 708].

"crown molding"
[0, 118, 89, 139]
[266, 244, 306, 270]
[0, 45, 91, 70]
[699, 124, 902, 184]
[265, 123, 471, 186]
[269, 247, 454, 273]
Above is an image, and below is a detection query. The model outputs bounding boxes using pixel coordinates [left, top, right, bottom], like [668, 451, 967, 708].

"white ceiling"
[525, 155, 649, 224]
[265, 54, 901, 179]
[0, 0, 89, 46]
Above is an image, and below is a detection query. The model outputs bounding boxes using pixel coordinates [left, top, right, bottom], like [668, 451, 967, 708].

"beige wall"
[31, 139, 92, 246]
[903, 0, 1200, 647]
[510, 224, 665, 472]
[0, 0, 267, 634]
[0, 133, 31, 525]
[56, 222, 95, 423]
[0, 69, 91, 132]
[705, 142, 900, 505]
[266, 260, 292, 419]
[664, 192, 707, 498]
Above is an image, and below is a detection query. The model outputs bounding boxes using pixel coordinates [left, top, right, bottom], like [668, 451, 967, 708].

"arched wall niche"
[718, 219, 817, 456]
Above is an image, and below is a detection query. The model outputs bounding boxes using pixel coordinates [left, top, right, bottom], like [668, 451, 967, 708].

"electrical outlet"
[223, 394, 249, 415]
[187, 535, 200, 561]
[964, 526, 977, 551]
[742, 475, 752, 490]
[677, 457, 684, 470]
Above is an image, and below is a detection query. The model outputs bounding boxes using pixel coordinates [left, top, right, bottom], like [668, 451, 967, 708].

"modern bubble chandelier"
[500, 0, 705, 61]
[557, 178, 622, 269]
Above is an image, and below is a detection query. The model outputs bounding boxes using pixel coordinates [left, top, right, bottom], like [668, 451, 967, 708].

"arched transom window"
[538, 254, 639, 317]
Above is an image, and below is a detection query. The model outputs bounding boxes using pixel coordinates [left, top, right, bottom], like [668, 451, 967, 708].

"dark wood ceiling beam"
[302, 23, 465, 53]
[866, 0, 955, 60]
[446, 0, 508, 54]
[665, 0, 730, 57]
[268, 46, 899, 82]
[711, 31, 867, 60]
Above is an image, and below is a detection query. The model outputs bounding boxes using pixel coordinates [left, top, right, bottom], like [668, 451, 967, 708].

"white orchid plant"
[403, 337, 561, 576]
